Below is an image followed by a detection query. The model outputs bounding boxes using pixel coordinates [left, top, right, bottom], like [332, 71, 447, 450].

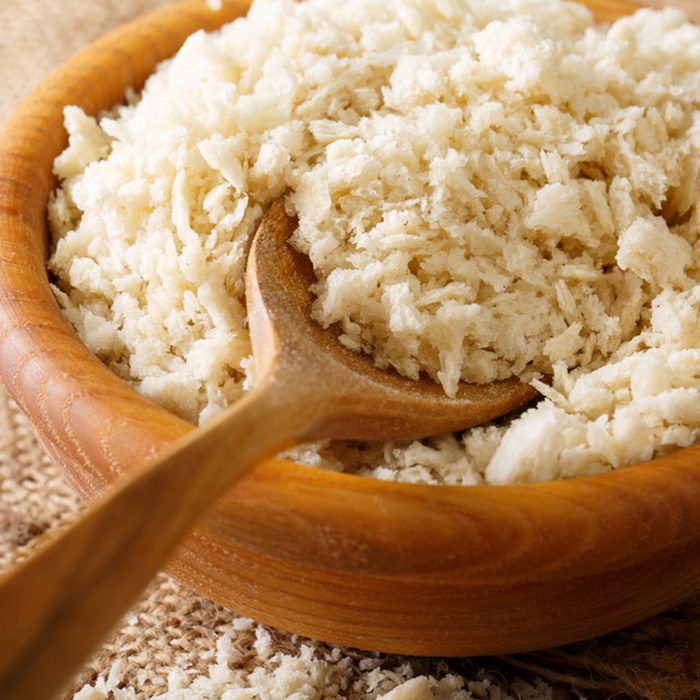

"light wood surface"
[0, 0, 699, 689]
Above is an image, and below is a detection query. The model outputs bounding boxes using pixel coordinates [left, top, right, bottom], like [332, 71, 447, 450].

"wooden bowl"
[1, 0, 699, 657]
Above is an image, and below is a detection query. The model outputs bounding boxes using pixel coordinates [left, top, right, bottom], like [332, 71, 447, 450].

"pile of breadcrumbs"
[49, 0, 700, 485]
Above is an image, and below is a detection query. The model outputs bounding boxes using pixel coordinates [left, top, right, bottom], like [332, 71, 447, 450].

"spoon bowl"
[248, 200, 538, 441]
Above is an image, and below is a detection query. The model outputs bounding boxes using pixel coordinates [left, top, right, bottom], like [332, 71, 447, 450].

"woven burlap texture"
[2, 0, 700, 698]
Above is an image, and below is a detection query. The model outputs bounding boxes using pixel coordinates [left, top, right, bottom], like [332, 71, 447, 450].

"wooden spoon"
[0, 200, 538, 700]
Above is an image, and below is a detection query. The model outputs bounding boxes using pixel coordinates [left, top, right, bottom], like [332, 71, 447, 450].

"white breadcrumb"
[71, 619, 553, 699]
[49, 0, 700, 485]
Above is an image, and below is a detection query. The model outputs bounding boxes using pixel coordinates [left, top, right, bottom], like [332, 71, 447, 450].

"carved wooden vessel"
[0, 0, 698, 656]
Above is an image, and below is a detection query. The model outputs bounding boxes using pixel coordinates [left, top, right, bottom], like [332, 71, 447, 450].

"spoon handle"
[0, 382, 307, 700]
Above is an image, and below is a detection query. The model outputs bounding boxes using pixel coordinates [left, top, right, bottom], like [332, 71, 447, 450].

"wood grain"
[636, 0, 700, 19]
[0, 0, 699, 664]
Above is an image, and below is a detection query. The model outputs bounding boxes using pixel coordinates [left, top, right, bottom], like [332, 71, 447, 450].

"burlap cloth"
[2, 0, 700, 697]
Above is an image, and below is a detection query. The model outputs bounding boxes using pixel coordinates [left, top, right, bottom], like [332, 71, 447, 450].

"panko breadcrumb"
[72, 616, 554, 699]
[49, 0, 700, 485]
